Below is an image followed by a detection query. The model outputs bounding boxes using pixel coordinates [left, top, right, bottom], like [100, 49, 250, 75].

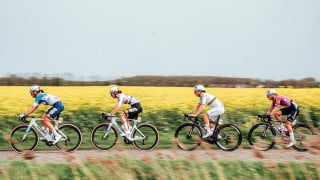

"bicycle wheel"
[174, 123, 202, 151]
[292, 123, 316, 152]
[132, 123, 159, 150]
[248, 123, 276, 151]
[9, 125, 39, 153]
[215, 124, 242, 151]
[91, 123, 118, 150]
[55, 124, 82, 152]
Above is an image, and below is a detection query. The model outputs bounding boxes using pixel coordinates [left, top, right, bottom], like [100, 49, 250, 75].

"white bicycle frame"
[22, 117, 67, 143]
[103, 116, 147, 141]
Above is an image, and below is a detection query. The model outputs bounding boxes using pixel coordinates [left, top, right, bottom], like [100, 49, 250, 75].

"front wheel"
[132, 123, 159, 150]
[8, 125, 39, 153]
[54, 124, 82, 152]
[248, 123, 276, 151]
[174, 123, 202, 151]
[91, 123, 118, 150]
[215, 124, 242, 151]
[292, 123, 316, 152]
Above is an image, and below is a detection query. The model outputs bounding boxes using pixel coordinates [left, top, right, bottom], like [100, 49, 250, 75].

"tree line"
[0, 74, 319, 88]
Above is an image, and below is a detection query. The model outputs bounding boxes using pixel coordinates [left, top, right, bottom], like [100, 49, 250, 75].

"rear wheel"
[91, 123, 118, 150]
[174, 123, 202, 151]
[132, 124, 159, 150]
[292, 124, 316, 152]
[55, 124, 82, 152]
[248, 123, 276, 151]
[9, 125, 39, 153]
[215, 124, 242, 151]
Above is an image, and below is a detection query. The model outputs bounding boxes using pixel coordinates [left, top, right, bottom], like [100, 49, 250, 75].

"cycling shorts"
[280, 100, 299, 122]
[46, 101, 64, 119]
[207, 101, 225, 122]
[125, 103, 142, 119]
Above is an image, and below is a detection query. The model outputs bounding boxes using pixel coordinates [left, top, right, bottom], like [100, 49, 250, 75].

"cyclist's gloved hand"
[19, 114, 27, 119]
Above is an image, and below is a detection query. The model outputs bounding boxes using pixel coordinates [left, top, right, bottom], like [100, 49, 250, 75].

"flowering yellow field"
[1, 86, 319, 119]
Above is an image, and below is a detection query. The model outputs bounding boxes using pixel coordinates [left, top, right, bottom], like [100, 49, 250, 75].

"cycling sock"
[289, 132, 295, 141]
[52, 129, 58, 136]
[123, 123, 129, 131]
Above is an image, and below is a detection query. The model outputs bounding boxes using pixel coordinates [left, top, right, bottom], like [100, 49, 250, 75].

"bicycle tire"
[54, 124, 82, 152]
[9, 125, 39, 153]
[215, 124, 242, 151]
[292, 123, 316, 152]
[174, 123, 202, 151]
[248, 123, 276, 151]
[90, 123, 118, 150]
[132, 123, 159, 150]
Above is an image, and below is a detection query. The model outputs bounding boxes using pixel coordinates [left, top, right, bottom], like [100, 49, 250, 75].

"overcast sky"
[1, 0, 319, 81]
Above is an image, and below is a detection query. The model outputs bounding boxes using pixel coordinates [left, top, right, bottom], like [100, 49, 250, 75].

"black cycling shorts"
[280, 101, 299, 122]
[125, 103, 143, 119]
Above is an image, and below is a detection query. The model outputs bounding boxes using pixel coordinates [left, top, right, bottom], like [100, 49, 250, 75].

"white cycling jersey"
[116, 93, 140, 106]
[199, 93, 224, 121]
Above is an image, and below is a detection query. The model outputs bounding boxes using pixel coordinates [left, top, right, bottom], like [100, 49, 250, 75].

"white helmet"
[194, 84, 205, 91]
[109, 86, 119, 94]
[266, 89, 277, 95]
[29, 85, 40, 93]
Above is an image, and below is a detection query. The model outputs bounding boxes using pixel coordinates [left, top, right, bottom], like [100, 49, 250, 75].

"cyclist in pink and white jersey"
[109, 86, 142, 138]
[189, 84, 225, 138]
[266, 89, 299, 147]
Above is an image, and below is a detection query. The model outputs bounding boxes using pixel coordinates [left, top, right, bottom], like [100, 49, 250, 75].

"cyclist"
[266, 89, 299, 147]
[109, 86, 143, 138]
[189, 84, 225, 138]
[19, 85, 64, 144]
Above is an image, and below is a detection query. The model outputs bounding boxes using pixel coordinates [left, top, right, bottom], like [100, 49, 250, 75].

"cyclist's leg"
[207, 103, 225, 130]
[282, 105, 298, 147]
[45, 102, 64, 135]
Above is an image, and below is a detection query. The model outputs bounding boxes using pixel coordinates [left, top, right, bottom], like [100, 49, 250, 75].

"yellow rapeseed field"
[0, 86, 319, 120]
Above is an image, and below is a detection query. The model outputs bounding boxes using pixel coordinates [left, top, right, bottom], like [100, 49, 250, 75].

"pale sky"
[1, 0, 319, 81]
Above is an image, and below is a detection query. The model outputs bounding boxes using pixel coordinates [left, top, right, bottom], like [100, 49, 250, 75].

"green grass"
[0, 158, 319, 179]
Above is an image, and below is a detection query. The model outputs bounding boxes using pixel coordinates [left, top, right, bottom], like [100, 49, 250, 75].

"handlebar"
[257, 114, 272, 122]
[184, 114, 199, 121]
[102, 113, 117, 120]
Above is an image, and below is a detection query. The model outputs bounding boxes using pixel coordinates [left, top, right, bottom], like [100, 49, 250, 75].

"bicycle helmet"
[29, 85, 41, 93]
[266, 89, 277, 95]
[109, 86, 119, 94]
[194, 84, 205, 91]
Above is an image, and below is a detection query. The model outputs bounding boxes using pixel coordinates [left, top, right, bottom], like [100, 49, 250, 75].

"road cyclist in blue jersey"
[19, 85, 64, 144]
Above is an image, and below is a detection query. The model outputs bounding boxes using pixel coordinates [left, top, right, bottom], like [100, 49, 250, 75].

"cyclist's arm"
[111, 106, 121, 115]
[25, 105, 39, 116]
[190, 104, 204, 117]
[269, 106, 279, 116]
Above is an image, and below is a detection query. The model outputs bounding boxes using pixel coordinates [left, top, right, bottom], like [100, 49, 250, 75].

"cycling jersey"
[116, 93, 140, 106]
[33, 93, 62, 106]
[272, 95, 291, 108]
[199, 93, 224, 121]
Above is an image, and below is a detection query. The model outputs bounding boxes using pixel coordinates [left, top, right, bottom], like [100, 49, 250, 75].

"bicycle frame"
[184, 114, 221, 137]
[258, 115, 288, 137]
[22, 117, 67, 142]
[103, 115, 146, 141]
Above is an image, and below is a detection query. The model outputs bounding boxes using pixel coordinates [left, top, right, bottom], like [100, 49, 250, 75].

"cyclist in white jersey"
[189, 84, 225, 138]
[109, 86, 142, 137]
[18, 85, 64, 144]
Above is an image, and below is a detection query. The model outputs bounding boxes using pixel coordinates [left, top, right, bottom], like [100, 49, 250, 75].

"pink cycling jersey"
[272, 95, 291, 108]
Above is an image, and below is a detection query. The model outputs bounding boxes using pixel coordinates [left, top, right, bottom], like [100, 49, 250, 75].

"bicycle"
[247, 114, 316, 151]
[8, 116, 82, 153]
[174, 114, 242, 151]
[90, 113, 159, 150]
